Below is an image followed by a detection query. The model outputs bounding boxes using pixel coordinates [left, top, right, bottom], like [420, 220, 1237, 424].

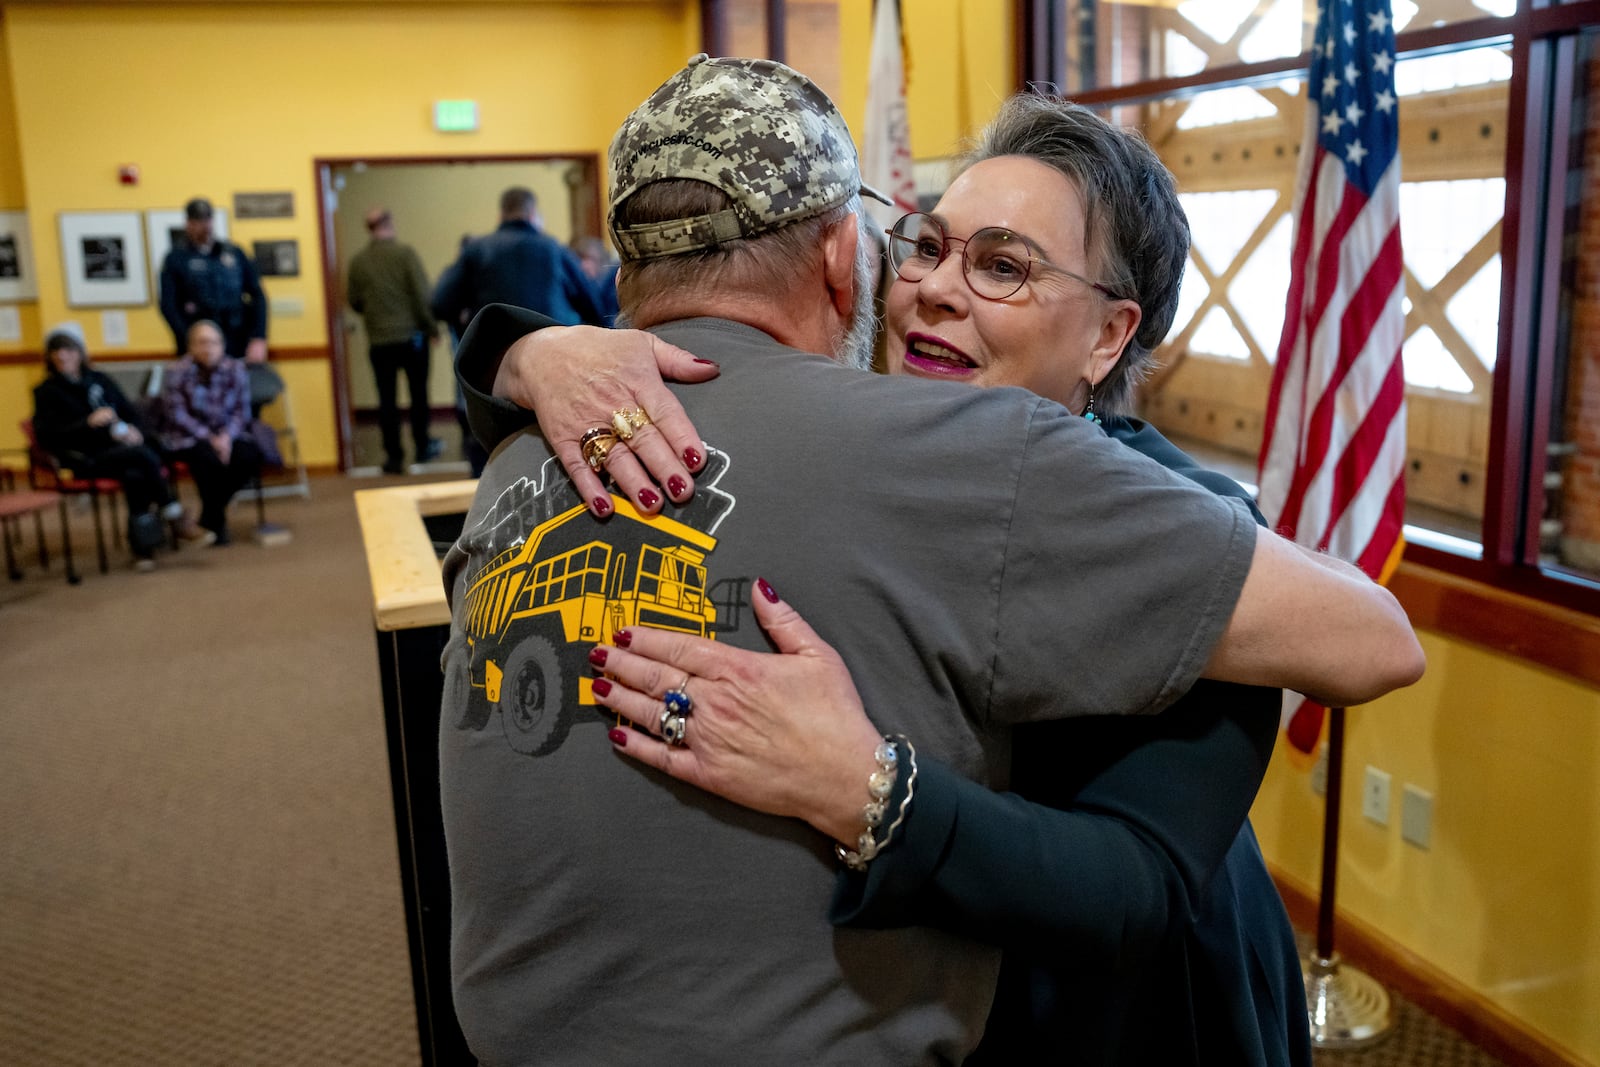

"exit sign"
[434, 100, 479, 132]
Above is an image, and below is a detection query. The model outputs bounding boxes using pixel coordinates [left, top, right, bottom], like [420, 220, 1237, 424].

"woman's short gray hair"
[965, 93, 1190, 416]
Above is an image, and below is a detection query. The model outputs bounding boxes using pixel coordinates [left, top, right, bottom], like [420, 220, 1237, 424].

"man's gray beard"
[833, 237, 878, 371]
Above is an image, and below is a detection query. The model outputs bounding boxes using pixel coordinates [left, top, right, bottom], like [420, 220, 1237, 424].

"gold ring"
[610, 407, 651, 442]
[579, 427, 619, 473]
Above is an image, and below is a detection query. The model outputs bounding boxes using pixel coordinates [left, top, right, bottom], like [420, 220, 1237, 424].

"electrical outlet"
[1310, 747, 1328, 796]
[1362, 766, 1391, 826]
[1402, 784, 1433, 849]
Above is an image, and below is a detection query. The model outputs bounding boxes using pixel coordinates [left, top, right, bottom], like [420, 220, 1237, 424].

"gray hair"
[965, 94, 1189, 416]
[614, 181, 861, 329]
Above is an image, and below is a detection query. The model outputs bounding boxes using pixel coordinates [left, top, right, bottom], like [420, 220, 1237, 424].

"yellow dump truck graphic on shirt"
[457, 452, 739, 757]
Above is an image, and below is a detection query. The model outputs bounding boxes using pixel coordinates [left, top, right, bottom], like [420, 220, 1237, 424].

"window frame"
[1017, 1, 1600, 657]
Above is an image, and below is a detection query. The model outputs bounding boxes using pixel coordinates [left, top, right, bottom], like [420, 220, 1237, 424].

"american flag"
[861, 0, 917, 229]
[1257, 0, 1408, 754]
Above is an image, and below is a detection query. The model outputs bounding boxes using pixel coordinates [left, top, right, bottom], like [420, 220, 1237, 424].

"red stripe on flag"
[1270, 185, 1370, 537]
[1323, 344, 1406, 553]
[1286, 700, 1326, 755]
[1356, 475, 1407, 577]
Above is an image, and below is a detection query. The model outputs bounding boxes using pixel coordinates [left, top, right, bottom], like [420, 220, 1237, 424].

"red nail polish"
[592, 496, 612, 516]
[638, 487, 661, 509]
[693, 357, 718, 367]
[615, 630, 632, 648]
[608, 727, 627, 747]
[683, 447, 703, 469]
[667, 475, 687, 498]
[593, 678, 612, 697]
[588, 647, 608, 668]
[757, 577, 780, 604]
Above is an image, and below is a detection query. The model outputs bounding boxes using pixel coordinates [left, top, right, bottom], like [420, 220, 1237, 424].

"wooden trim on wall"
[1, 345, 330, 367]
[1391, 558, 1600, 688]
[1271, 869, 1586, 1067]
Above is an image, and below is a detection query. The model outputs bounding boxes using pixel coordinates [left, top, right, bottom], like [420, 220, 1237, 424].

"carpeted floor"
[0, 475, 421, 1065]
[0, 473, 1510, 1066]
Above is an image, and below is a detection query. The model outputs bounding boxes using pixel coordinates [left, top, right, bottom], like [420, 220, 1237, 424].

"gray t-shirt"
[439, 318, 1256, 1066]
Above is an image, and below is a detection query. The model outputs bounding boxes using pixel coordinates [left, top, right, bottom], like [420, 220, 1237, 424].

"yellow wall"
[835, 0, 1013, 162]
[1251, 627, 1600, 1063]
[0, 0, 700, 463]
[0, 0, 1010, 465]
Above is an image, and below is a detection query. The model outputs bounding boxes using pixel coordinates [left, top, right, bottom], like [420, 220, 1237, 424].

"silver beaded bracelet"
[836, 735, 918, 872]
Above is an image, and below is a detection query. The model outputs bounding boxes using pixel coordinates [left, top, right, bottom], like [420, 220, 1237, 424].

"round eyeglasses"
[886, 212, 1130, 303]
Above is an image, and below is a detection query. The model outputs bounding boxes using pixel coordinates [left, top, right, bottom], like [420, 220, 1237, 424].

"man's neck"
[633, 292, 842, 359]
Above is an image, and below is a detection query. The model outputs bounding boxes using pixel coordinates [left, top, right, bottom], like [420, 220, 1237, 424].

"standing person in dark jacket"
[432, 234, 489, 477]
[158, 197, 282, 412]
[347, 206, 441, 474]
[571, 235, 621, 327]
[31, 327, 206, 568]
[430, 186, 606, 330]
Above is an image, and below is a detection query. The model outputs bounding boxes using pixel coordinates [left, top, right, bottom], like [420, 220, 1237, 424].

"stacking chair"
[20, 418, 119, 574]
[0, 463, 79, 584]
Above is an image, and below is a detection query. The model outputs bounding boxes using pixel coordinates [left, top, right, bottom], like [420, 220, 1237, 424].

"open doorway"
[315, 154, 602, 472]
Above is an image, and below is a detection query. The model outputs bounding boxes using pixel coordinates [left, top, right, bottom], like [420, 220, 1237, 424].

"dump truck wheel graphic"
[498, 633, 573, 757]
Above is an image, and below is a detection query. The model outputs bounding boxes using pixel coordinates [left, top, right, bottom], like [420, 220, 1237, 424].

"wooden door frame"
[313, 152, 602, 471]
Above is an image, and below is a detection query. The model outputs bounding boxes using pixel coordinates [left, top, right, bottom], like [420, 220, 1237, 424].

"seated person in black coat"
[31, 328, 205, 568]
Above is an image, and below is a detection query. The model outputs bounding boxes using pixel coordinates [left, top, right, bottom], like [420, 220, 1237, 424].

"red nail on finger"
[757, 577, 780, 604]
[588, 647, 608, 668]
[608, 727, 627, 747]
[615, 630, 632, 648]
[593, 678, 612, 697]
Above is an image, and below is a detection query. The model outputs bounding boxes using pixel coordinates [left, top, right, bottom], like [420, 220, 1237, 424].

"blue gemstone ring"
[660, 709, 688, 746]
[663, 687, 694, 716]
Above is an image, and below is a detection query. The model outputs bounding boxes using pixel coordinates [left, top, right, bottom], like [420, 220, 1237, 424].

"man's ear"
[821, 213, 861, 319]
[1091, 299, 1142, 385]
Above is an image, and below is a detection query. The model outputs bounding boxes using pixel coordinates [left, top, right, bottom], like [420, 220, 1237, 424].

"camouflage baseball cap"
[608, 54, 892, 260]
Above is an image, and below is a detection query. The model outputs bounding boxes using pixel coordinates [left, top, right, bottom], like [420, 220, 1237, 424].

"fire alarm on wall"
[117, 164, 139, 185]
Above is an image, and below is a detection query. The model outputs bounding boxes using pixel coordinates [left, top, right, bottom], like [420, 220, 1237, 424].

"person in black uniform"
[158, 197, 282, 413]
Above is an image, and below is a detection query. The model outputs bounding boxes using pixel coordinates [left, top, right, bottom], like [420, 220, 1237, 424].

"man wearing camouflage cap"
[439, 56, 1415, 1064]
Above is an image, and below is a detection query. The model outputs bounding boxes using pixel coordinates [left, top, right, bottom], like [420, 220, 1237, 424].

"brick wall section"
[1561, 55, 1600, 569]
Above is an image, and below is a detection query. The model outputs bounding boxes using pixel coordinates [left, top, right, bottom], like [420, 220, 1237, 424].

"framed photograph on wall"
[59, 211, 148, 307]
[144, 206, 230, 292]
[0, 210, 38, 302]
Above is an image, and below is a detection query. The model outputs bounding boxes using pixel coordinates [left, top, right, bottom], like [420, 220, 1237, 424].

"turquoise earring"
[1083, 381, 1100, 425]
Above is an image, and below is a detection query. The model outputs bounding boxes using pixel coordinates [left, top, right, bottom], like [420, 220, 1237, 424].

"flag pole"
[1302, 705, 1394, 1047]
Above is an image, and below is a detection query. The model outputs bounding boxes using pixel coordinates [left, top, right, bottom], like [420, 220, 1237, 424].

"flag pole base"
[1303, 951, 1394, 1049]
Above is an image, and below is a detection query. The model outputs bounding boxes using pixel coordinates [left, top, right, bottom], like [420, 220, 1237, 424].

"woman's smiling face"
[884, 154, 1128, 411]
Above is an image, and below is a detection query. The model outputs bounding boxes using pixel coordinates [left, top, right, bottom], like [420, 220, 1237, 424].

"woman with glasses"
[459, 93, 1311, 1066]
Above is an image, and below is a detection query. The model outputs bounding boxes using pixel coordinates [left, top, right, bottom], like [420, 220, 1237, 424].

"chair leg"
[111, 490, 123, 548]
[57, 497, 80, 585]
[34, 507, 49, 569]
[90, 491, 109, 574]
[3, 517, 19, 581]
[255, 474, 266, 528]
